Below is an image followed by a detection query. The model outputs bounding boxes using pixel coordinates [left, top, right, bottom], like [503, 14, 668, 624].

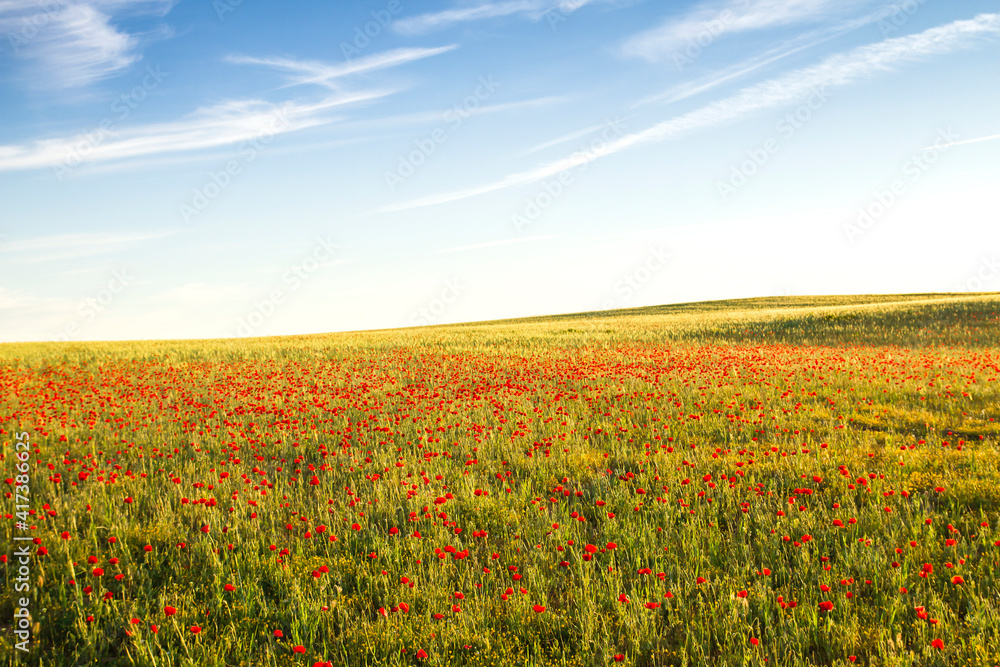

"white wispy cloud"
[0, 230, 175, 263]
[621, 0, 873, 63]
[225, 46, 459, 89]
[0, 1, 175, 89]
[393, 0, 597, 34]
[0, 90, 387, 172]
[521, 122, 615, 155]
[0, 47, 462, 174]
[920, 132, 1000, 150]
[633, 9, 888, 107]
[381, 13, 1000, 213]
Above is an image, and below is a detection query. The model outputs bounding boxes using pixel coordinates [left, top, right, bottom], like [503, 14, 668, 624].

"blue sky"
[1, 0, 998, 342]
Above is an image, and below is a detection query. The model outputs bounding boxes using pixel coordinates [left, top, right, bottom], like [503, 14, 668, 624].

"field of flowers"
[2, 294, 1000, 666]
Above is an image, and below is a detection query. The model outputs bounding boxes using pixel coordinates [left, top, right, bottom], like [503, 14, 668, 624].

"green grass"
[1, 293, 999, 666]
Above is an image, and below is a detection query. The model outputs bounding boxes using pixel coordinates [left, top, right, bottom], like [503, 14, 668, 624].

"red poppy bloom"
[416, 649, 428, 659]
[818, 601, 834, 612]
[532, 605, 545, 613]
[951, 576, 965, 585]
[164, 606, 177, 616]
[224, 584, 235, 592]
[274, 629, 284, 638]
[190, 626, 201, 634]
[931, 639, 944, 650]
[614, 655, 624, 662]
[293, 646, 306, 654]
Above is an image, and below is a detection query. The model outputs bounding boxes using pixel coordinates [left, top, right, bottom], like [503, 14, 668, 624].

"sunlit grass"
[1, 293, 999, 666]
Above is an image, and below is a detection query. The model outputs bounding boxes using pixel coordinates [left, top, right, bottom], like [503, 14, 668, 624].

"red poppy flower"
[190, 626, 201, 634]
[164, 606, 177, 617]
[274, 629, 284, 638]
[293, 646, 306, 654]
[416, 649, 428, 659]
[818, 601, 834, 612]
[614, 655, 624, 662]
[931, 639, 944, 650]
[532, 605, 545, 613]
[951, 576, 965, 585]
